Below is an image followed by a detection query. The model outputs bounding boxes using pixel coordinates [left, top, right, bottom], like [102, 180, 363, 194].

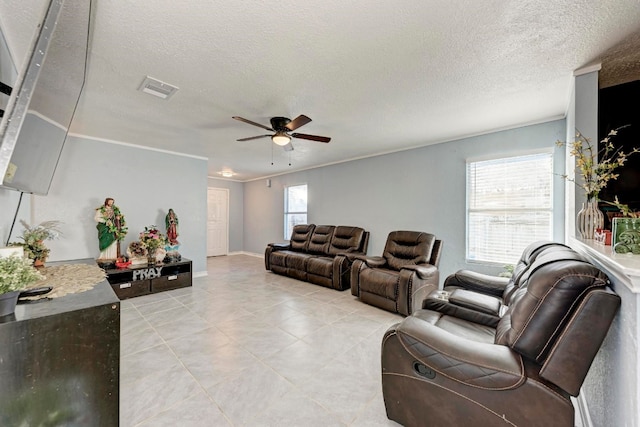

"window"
[467, 152, 553, 264]
[284, 184, 307, 239]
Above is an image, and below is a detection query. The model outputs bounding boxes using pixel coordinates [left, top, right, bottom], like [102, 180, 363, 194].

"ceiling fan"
[232, 115, 331, 151]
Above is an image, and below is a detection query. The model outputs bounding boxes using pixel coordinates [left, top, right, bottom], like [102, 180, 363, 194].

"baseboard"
[193, 271, 208, 278]
[228, 251, 263, 258]
[574, 391, 593, 427]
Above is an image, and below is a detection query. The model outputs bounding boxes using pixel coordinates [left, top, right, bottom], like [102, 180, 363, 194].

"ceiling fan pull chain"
[289, 152, 291, 166]
[271, 143, 274, 166]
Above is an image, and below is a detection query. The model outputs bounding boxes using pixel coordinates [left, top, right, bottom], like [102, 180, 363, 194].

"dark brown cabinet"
[105, 259, 192, 299]
[0, 278, 120, 426]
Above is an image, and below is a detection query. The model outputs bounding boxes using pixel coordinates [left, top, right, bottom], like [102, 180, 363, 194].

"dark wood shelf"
[104, 258, 192, 299]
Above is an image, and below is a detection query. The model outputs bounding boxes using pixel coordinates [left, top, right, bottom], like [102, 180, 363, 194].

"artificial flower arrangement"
[10, 220, 63, 264]
[557, 127, 639, 207]
[0, 254, 43, 294]
[139, 225, 167, 252]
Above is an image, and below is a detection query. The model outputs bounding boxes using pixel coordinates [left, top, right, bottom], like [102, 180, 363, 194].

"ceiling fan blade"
[232, 116, 274, 132]
[291, 133, 331, 143]
[237, 134, 271, 141]
[285, 115, 312, 131]
[283, 142, 294, 152]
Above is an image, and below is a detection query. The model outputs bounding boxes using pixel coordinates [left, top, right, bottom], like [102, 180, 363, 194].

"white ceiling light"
[138, 76, 179, 100]
[220, 170, 234, 178]
[272, 133, 291, 146]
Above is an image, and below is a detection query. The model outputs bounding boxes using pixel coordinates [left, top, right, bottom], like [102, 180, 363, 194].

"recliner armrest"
[401, 264, 438, 280]
[268, 242, 291, 250]
[354, 255, 386, 268]
[448, 289, 502, 316]
[444, 269, 509, 298]
[393, 314, 524, 389]
[422, 295, 501, 328]
[335, 251, 365, 262]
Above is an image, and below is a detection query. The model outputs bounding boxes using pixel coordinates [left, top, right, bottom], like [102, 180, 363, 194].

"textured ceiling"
[2, 0, 640, 181]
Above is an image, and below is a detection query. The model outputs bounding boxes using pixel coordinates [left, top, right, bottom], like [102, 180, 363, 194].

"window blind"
[467, 152, 553, 264]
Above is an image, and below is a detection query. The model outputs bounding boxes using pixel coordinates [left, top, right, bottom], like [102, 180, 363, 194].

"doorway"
[207, 187, 229, 257]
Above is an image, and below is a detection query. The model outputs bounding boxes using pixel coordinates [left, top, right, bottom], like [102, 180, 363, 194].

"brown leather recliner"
[423, 241, 573, 327]
[381, 248, 621, 427]
[350, 231, 442, 316]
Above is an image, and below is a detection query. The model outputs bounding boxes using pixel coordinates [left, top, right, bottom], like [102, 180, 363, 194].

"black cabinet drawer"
[151, 272, 191, 292]
[110, 280, 151, 299]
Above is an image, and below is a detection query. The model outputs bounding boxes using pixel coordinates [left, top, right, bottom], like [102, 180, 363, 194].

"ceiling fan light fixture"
[272, 133, 291, 146]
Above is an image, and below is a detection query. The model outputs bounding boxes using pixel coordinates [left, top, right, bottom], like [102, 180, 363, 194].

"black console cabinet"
[105, 258, 192, 299]
[0, 274, 120, 426]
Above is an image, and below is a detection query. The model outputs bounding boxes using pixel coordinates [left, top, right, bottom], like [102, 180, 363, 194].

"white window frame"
[466, 150, 554, 265]
[284, 184, 308, 240]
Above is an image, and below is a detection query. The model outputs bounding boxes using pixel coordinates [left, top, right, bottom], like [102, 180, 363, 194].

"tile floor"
[119, 254, 404, 426]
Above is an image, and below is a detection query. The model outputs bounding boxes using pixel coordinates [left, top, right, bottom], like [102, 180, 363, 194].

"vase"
[0, 291, 20, 317]
[576, 199, 604, 240]
[147, 248, 157, 265]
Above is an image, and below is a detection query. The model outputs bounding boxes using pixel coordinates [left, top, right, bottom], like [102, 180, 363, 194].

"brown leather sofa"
[381, 244, 620, 427]
[265, 224, 369, 290]
[350, 231, 442, 316]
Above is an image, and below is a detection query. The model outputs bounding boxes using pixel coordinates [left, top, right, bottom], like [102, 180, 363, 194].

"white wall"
[1, 135, 209, 273]
[244, 120, 567, 281]
[572, 71, 640, 427]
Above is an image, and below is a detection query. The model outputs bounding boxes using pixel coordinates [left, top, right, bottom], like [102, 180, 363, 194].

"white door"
[207, 187, 229, 256]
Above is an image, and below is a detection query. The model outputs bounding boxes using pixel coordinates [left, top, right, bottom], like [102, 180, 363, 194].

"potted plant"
[0, 255, 43, 316]
[11, 220, 63, 266]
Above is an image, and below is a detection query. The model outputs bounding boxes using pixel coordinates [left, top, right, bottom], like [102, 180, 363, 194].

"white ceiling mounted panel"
[138, 76, 178, 100]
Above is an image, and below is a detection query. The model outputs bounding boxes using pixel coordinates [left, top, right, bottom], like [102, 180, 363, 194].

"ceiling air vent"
[138, 76, 179, 100]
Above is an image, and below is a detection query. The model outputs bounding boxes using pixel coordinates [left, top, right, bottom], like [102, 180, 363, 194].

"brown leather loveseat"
[381, 243, 620, 426]
[265, 224, 369, 290]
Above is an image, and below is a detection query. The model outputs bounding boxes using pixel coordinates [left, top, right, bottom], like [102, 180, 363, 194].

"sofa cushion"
[290, 224, 315, 252]
[328, 226, 366, 255]
[306, 256, 333, 277]
[358, 268, 399, 299]
[307, 225, 335, 255]
[383, 231, 435, 271]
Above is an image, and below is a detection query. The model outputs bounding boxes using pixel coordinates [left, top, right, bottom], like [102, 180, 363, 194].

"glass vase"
[577, 199, 604, 239]
[147, 248, 157, 265]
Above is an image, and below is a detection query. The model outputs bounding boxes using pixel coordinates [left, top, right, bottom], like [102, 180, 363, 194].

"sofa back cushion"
[383, 231, 436, 271]
[307, 225, 336, 254]
[328, 226, 366, 255]
[289, 224, 316, 252]
[503, 241, 569, 303]
[495, 251, 609, 363]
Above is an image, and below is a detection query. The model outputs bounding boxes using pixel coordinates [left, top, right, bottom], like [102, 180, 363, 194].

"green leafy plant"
[0, 255, 43, 293]
[498, 264, 514, 278]
[10, 220, 63, 262]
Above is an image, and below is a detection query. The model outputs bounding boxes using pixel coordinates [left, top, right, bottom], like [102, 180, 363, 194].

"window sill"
[570, 237, 640, 293]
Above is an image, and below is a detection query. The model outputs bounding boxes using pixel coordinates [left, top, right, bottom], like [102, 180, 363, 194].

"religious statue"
[165, 209, 179, 245]
[164, 208, 181, 262]
[94, 197, 127, 261]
